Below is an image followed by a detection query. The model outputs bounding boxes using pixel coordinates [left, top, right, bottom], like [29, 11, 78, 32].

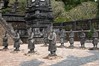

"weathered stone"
[92, 28, 99, 49]
[79, 29, 86, 48]
[34, 28, 43, 38]
[59, 29, 66, 47]
[43, 29, 48, 46]
[69, 29, 74, 48]
[28, 28, 35, 53]
[2, 31, 8, 49]
[0, 24, 14, 46]
[48, 30, 57, 56]
[13, 31, 20, 51]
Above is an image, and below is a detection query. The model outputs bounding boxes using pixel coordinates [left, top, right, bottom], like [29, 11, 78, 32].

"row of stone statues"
[68, 29, 86, 48]
[2, 28, 99, 56]
[58, 29, 98, 49]
[3, 30, 21, 51]
[27, 28, 57, 56]
[2, 29, 57, 56]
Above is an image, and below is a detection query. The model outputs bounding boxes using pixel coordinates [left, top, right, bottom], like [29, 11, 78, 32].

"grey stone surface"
[0, 42, 98, 66]
[20, 59, 44, 66]
[51, 51, 99, 66]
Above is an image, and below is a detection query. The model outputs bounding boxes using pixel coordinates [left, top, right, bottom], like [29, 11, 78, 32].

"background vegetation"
[1, 0, 99, 22]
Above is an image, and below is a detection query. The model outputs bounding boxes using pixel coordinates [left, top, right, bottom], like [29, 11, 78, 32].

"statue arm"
[48, 35, 51, 40]
[15, 33, 20, 39]
[28, 33, 34, 39]
[31, 32, 34, 39]
[48, 34, 54, 40]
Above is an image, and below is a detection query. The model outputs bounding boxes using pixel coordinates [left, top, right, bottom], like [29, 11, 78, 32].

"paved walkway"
[0, 42, 99, 66]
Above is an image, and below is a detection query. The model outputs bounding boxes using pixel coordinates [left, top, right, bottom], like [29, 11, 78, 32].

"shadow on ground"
[20, 59, 44, 66]
[51, 50, 99, 66]
[20, 50, 98, 66]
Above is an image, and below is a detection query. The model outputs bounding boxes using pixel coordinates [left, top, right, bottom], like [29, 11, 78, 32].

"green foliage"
[52, 1, 98, 22]
[18, 0, 26, 14]
[54, 17, 66, 23]
[87, 27, 94, 39]
[1, 0, 26, 14]
[1, 8, 11, 14]
[66, 2, 98, 21]
[1, 0, 98, 23]
[59, 0, 98, 11]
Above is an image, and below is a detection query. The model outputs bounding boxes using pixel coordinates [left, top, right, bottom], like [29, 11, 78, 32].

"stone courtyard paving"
[0, 42, 99, 66]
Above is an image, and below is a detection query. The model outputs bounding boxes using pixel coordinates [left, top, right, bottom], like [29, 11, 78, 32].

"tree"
[3, 0, 9, 8]
[59, 0, 96, 11]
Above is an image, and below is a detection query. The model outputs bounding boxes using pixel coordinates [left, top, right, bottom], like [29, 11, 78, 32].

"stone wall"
[0, 24, 14, 46]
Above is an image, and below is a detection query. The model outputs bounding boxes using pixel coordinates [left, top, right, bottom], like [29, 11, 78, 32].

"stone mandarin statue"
[79, 29, 86, 48]
[43, 29, 48, 46]
[69, 29, 74, 48]
[59, 29, 66, 47]
[28, 28, 35, 53]
[34, 28, 43, 38]
[92, 28, 99, 49]
[3, 31, 8, 49]
[14, 30, 20, 51]
[48, 30, 57, 56]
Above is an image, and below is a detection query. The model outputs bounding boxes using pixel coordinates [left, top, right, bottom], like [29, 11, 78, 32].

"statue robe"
[48, 32, 57, 51]
[14, 33, 20, 48]
[28, 32, 35, 49]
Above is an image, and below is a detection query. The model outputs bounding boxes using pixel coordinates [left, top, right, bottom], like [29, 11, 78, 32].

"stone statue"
[59, 29, 66, 47]
[3, 31, 8, 49]
[43, 29, 48, 46]
[69, 29, 74, 48]
[13, 30, 20, 51]
[34, 28, 42, 37]
[79, 29, 86, 48]
[92, 28, 99, 49]
[48, 30, 57, 56]
[28, 29, 35, 53]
